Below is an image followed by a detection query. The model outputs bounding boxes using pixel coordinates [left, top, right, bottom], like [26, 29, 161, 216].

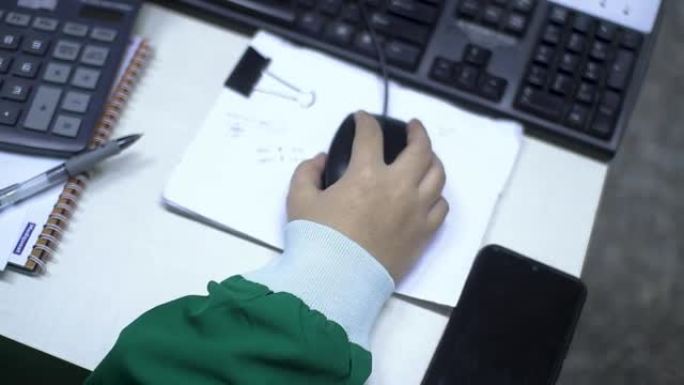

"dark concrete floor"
[558, 2, 684, 384]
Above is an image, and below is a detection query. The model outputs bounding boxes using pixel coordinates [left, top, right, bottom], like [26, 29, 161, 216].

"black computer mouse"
[322, 113, 408, 188]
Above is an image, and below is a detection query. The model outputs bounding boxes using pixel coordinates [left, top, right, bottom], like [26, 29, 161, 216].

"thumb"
[289, 153, 327, 196]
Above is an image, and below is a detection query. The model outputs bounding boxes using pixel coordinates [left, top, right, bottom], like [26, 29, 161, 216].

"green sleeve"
[85, 276, 371, 385]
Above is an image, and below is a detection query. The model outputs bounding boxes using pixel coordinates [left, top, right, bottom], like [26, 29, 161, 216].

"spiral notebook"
[0, 38, 151, 274]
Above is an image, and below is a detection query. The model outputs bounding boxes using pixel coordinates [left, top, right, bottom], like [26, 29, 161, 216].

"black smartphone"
[422, 245, 587, 385]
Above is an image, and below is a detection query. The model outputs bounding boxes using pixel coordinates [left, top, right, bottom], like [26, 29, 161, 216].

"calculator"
[0, 0, 140, 156]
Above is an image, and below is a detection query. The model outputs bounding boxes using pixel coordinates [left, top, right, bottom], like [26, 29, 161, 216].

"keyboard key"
[533, 45, 555, 66]
[90, 27, 118, 42]
[6, 12, 31, 27]
[576, 82, 596, 104]
[22, 37, 50, 56]
[341, 4, 361, 23]
[81, 45, 110, 66]
[385, 40, 421, 69]
[52, 115, 81, 138]
[320, 0, 343, 15]
[63, 22, 89, 37]
[573, 14, 593, 33]
[505, 13, 527, 35]
[298, 13, 324, 34]
[12, 57, 41, 78]
[483, 6, 504, 26]
[517, 87, 564, 120]
[512, 0, 535, 14]
[621, 29, 643, 50]
[297, 0, 316, 7]
[463, 44, 491, 67]
[72, 67, 100, 89]
[43, 62, 72, 83]
[0, 54, 11, 73]
[559, 53, 579, 73]
[549, 6, 569, 25]
[32, 17, 59, 31]
[453, 64, 480, 91]
[430, 58, 453, 82]
[600, 91, 621, 116]
[596, 22, 616, 41]
[583, 61, 603, 82]
[527, 65, 548, 87]
[608, 50, 635, 90]
[325, 22, 354, 45]
[566, 104, 589, 129]
[388, 0, 438, 24]
[353, 31, 384, 56]
[0, 102, 20, 126]
[23, 86, 62, 132]
[478, 75, 507, 101]
[53, 40, 82, 61]
[542, 25, 562, 45]
[61, 91, 91, 113]
[590, 41, 609, 61]
[371, 13, 429, 45]
[0, 33, 21, 50]
[1, 79, 31, 101]
[458, 0, 482, 19]
[589, 111, 614, 138]
[551, 74, 573, 95]
[566, 33, 586, 53]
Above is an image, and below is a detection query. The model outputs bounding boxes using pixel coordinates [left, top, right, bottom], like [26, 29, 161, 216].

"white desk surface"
[0, 4, 607, 384]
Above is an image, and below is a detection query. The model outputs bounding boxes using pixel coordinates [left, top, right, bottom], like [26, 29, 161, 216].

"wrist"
[244, 220, 395, 349]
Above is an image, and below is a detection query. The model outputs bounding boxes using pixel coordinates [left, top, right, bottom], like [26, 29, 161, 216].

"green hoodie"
[86, 221, 395, 385]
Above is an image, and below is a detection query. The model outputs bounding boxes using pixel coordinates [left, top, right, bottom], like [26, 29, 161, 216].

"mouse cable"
[358, 1, 389, 119]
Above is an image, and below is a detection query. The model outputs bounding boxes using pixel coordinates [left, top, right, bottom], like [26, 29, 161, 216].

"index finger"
[349, 111, 385, 169]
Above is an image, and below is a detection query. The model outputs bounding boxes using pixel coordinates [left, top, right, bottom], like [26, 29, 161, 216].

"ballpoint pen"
[0, 134, 142, 211]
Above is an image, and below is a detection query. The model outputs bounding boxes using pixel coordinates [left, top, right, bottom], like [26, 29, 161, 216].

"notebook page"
[164, 32, 522, 306]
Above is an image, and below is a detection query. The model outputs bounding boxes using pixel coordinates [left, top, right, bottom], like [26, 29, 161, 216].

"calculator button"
[24, 86, 62, 132]
[43, 62, 72, 83]
[0, 102, 21, 126]
[72, 67, 100, 89]
[63, 22, 89, 37]
[90, 27, 118, 42]
[5, 12, 31, 27]
[12, 57, 41, 78]
[32, 17, 59, 31]
[0, 54, 11, 73]
[22, 37, 50, 56]
[61, 91, 90, 113]
[81, 45, 109, 67]
[53, 40, 82, 61]
[1, 79, 31, 101]
[52, 115, 81, 138]
[0, 33, 21, 50]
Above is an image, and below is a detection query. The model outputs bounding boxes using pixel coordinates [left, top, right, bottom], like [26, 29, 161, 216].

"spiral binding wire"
[25, 41, 152, 273]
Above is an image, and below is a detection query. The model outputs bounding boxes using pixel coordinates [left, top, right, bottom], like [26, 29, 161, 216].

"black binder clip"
[225, 46, 316, 108]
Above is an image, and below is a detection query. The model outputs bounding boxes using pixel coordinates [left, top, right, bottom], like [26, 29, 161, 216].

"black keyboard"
[173, 0, 662, 158]
[0, 0, 140, 156]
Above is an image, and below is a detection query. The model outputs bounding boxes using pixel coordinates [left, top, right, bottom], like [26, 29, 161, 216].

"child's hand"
[287, 111, 448, 282]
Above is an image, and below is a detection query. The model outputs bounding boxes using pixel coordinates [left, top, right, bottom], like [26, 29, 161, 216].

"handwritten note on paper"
[164, 32, 523, 306]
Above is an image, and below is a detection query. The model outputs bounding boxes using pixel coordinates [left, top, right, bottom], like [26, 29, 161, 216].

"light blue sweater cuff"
[243, 220, 395, 349]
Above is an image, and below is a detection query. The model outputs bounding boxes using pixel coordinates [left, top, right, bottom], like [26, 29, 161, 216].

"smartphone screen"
[422, 245, 586, 385]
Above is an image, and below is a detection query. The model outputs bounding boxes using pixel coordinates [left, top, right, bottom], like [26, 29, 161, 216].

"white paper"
[164, 32, 522, 306]
[550, 0, 661, 33]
